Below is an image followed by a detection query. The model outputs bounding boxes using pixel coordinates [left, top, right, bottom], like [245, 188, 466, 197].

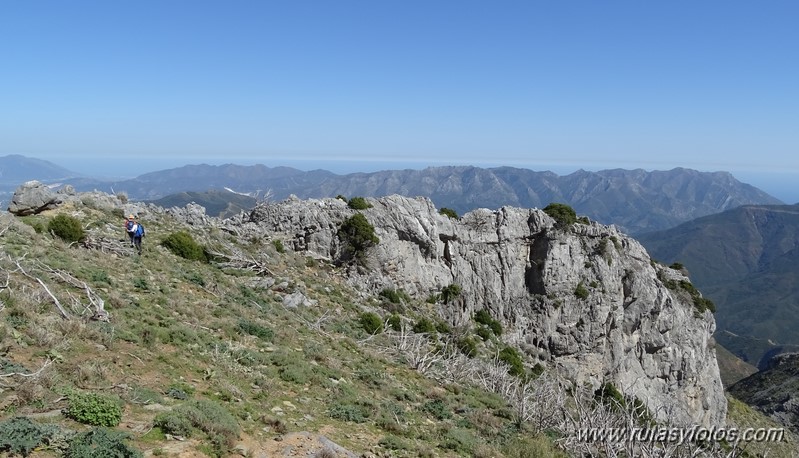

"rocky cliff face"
[225, 194, 726, 427]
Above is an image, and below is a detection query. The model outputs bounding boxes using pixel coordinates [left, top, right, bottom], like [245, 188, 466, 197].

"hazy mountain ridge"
[58, 162, 782, 234]
[0, 154, 82, 187]
[638, 204, 799, 368]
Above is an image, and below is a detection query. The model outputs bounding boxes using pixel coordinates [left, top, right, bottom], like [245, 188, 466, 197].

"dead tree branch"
[207, 248, 274, 277]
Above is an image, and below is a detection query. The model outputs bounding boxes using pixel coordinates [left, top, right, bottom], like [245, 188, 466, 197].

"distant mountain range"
[0, 154, 82, 186]
[0, 157, 775, 234]
[639, 204, 799, 368]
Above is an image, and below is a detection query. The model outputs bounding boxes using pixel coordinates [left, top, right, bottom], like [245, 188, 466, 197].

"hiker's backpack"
[135, 224, 145, 237]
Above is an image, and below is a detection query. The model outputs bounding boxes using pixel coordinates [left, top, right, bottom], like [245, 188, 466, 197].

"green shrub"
[421, 399, 451, 420]
[0, 417, 56, 456]
[329, 401, 373, 423]
[439, 207, 459, 219]
[272, 239, 285, 253]
[161, 231, 207, 262]
[476, 326, 492, 341]
[154, 399, 239, 444]
[499, 346, 525, 377]
[594, 382, 626, 411]
[337, 213, 379, 265]
[412, 317, 436, 334]
[387, 314, 402, 331]
[66, 427, 142, 458]
[543, 203, 577, 226]
[456, 336, 478, 357]
[236, 319, 274, 341]
[574, 282, 589, 300]
[359, 312, 384, 334]
[65, 392, 123, 427]
[474, 309, 503, 336]
[47, 214, 85, 243]
[379, 288, 410, 304]
[347, 196, 372, 210]
[441, 284, 462, 304]
[669, 262, 684, 270]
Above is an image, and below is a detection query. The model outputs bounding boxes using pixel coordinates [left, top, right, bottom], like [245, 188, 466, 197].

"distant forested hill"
[639, 204, 799, 368]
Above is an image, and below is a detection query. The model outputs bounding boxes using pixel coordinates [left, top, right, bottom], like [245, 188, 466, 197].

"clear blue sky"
[1, 1, 797, 201]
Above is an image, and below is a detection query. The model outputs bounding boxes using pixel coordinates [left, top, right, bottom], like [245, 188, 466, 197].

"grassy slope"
[715, 342, 758, 388]
[0, 204, 562, 457]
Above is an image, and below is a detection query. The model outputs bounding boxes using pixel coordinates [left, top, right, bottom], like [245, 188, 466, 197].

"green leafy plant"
[47, 214, 86, 243]
[543, 203, 577, 226]
[161, 231, 207, 262]
[66, 427, 142, 458]
[272, 239, 285, 253]
[337, 213, 379, 265]
[347, 196, 372, 210]
[65, 392, 123, 427]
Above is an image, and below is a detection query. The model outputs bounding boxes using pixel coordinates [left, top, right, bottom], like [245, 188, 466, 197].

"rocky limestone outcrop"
[226, 194, 727, 427]
[7, 180, 64, 215]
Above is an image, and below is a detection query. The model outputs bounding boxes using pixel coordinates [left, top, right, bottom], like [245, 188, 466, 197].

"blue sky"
[2, 1, 797, 201]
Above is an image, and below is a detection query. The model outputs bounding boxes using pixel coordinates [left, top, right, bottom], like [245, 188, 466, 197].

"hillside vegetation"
[639, 204, 799, 368]
[0, 198, 795, 457]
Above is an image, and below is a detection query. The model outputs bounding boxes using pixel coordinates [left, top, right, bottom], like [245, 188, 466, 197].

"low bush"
[412, 317, 436, 334]
[439, 207, 459, 219]
[65, 392, 123, 427]
[359, 312, 384, 334]
[236, 319, 274, 341]
[474, 309, 503, 336]
[499, 346, 525, 377]
[387, 314, 402, 331]
[161, 231, 207, 262]
[441, 284, 462, 304]
[47, 214, 85, 243]
[543, 203, 577, 226]
[347, 196, 372, 210]
[574, 282, 589, 300]
[0, 416, 56, 456]
[379, 288, 410, 304]
[337, 213, 379, 265]
[154, 399, 239, 445]
[66, 427, 142, 458]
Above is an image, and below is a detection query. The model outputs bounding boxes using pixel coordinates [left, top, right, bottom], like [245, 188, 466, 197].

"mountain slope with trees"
[638, 204, 799, 368]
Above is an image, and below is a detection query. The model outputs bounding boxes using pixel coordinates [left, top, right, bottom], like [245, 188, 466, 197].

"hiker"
[125, 215, 146, 254]
[125, 215, 136, 246]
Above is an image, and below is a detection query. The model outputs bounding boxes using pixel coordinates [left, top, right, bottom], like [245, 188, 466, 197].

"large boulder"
[7, 181, 63, 215]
